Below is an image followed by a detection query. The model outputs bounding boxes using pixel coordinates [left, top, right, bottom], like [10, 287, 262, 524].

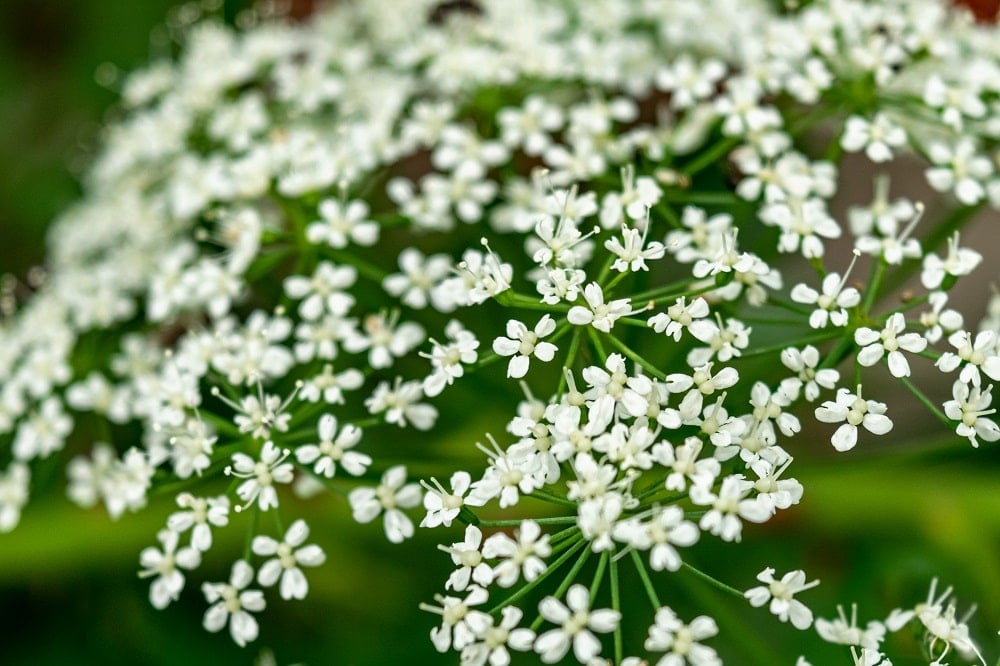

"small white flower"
[814, 386, 893, 452]
[348, 465, 422, 543]
[441, 525, 494, 592]
[226, 441, 294, 511]
[744, 567, 820, 630]
[295, 414, 370, 478]
[420, 585, 490, 653]
[462, 605, 536, 666]
[534, 583, 621, 664]
[643, 606, 721, 665]
[139, 529, 201, 609]
[943, 380, 1000, 448]
[0, 463, 29, 533]
[201, 560, 265, 647]
[780, 345, 839, 402]
[483, 519, 552, 588]
[167, 493, 230, 552]
[921, 232, 982, 291]
[420, 471, 480, 529]
[252, 519, 326, 600]
[492, 315, 559, 379]
[567, 282, 633, 333]
[422, 320, 480, 396]
[935, 329, 1000, 385]
[790, 271, 860, 329]
[307, 198, 379, 248]
[840, 113, 906, 163]
[854, 313, 928, 378]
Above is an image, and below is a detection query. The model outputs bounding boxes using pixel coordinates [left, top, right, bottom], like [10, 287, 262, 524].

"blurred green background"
[1, 1, 999, 665]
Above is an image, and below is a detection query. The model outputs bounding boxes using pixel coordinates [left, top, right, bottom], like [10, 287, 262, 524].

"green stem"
[604, 333, 666, 379]
[609, 555, 623, 663]
[680, 561, 744, 598]
[530, 544, 593, 631]
[479, 516, 578, 528]
[630, 549, 660, 608]
[739, 330, 844, 359]
[487, 537, 586, 614]
[589, 552, 608, 600]
[682, 136, 740, 176]
[898, 376, 951, 427]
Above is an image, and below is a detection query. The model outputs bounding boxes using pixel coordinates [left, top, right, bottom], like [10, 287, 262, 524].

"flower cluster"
[2, 0, 999, 663]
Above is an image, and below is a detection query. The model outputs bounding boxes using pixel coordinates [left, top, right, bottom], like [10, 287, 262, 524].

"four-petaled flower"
[492, 315, 559, 379]
[252, 519, 327, 600]
[744, 567, 820, 630]
[534, 583, 621, 663]
[814, 386, 893, 452]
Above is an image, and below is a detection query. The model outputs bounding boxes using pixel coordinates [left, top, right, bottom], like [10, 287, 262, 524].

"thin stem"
[530, 488, 580, 510]
[604, 332, 666, 379]
[479, 516, 578, 528]
[899, 376, 951, 427]
[530, 544, 593, 631]
[739, 330, 843, 359]
[680, 561, 744, 598]
[488, 537, 586, 614]
[609, 555, 623, 664]
[589, 552, 608, 600]
[630, 548, 660, 608]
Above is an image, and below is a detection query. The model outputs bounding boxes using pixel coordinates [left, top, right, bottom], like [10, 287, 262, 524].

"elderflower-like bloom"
[815, 386, 893, 452]
[226, 441, 294, 512]
[492, 315, 559, 379]
[252, 519, 326, 600]
[745, 567, 820, 630]
[567, 282, 633, 333]
[854, 313, 928, 378]
[139, 529, 201, 609]
[202, 560, 266, 647]
[348, 465, 421, 543]
[295, 414, 370, 478]
[534, 584, 621, 664]
[643, 607, 721, 666]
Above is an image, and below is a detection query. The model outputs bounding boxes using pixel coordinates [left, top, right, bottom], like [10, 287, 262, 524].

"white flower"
[815, 604, 886, 650]
[365, 378, 438, 430]
[226, 441, 294, 511]
[854, 313, 927, 378]
[307, 198, 379, 248]
[814, 386, 893, 452]
[935, 329, 1000, 385]
[421, 586, 490, 653]
[790, 271, 860, 329]
[492, 315, 559, 379]
[422, 320, 480, 396]
[612, 505, 700, 572]
[283, 261, 357, 321]
[605, 223, 666, 272]
[345, 311, 425, 370]
[643, 606, 721, 666]
[139, 529, 201, 609]
[647, 296, 713, 342]
[167, 493, 230, 552]
[202, 560, 266, 647]
[534, 583, 621, 664]
[689, 474, 770, 542]
[295, 414, 370, 478]
[348, 465, 422, 543]
[483, 519, 552, 588]
[0, 463, 29, 532]
[383, 248, 453, 310]
[462, 605, 536, 666]
[921, 232, 982, 291]
[567, 282, 633, 333]
[442, 525, 494, 592]
[780, 345, 839, 402]
[924, 139, 993, 205]
[943, 380, 1000, 448]
[252, 519, 326, 600]
[420, 471, 481, 529]
[840, 113, 906, 163]
[744, 567, 819, 630]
